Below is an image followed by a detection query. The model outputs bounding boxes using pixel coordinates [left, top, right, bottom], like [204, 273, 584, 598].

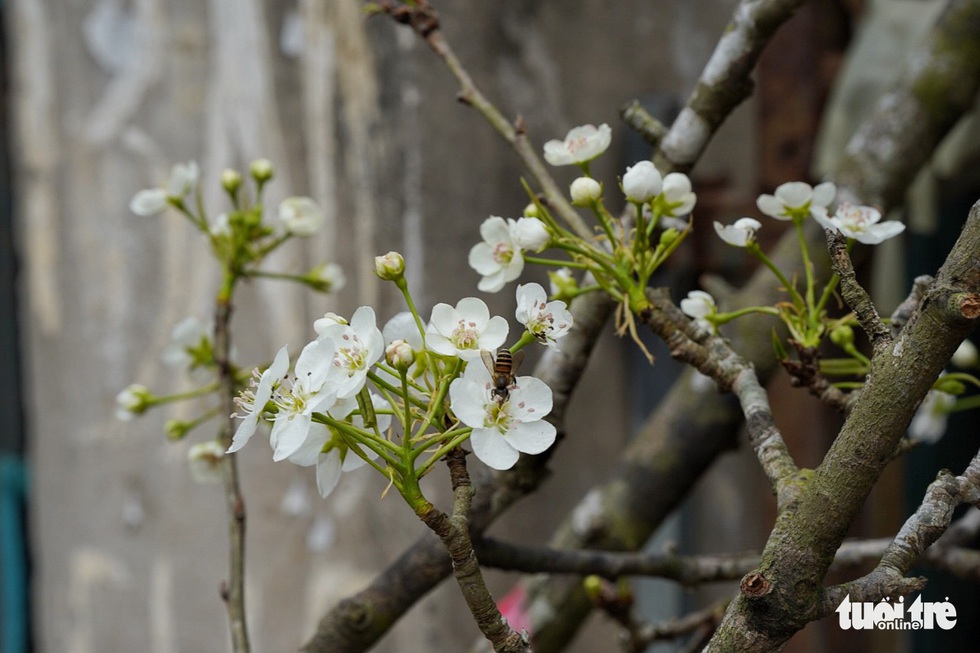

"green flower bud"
[375, 251, 405, 281]
[250, 158, 274, 183]
[830, 324, 855, 349]
[221, 169, 242, 195]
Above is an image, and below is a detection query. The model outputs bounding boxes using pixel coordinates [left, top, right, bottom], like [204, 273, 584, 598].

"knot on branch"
[957, 293, 980, 320]
[740, 571, 772, 598]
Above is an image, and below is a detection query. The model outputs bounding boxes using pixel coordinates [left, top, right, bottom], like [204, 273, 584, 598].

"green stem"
[748, 242, 806, 308]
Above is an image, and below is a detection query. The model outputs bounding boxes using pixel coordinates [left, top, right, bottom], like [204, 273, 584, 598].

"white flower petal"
[756, 194, 786, 219]
[811, 182, 837, 208]
[316, 450, 343, 497]
[272, 413, 315, 462]
[774, 182, 812, 208]
[470, 427, 520, 470]
[506, 420, 557, 455]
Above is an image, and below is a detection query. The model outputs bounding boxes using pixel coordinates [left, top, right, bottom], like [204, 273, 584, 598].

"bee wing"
[510, 349, 526, 376]
[480, 349, 496, 375]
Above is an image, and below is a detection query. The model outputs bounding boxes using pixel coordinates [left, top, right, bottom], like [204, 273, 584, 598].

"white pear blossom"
[570, 177, 602, 205]
[756, 181, 835, 221]
[515, 283, 573, 349]
[449, 362, 556, 470]
[253, 339, 340, 462]
[279, 196, 324, 236]
[210, 212, 232, 237]
[228, 346, 290, 453]
[383, 311, 424, 350]
[167, 161, 199, 198]
[714, 217, 762, 248]
[274, 393, 391, 498]
[908, 388, 957, 444]
[813, 202, 905, 245]
[659, 173, 697, 217]
[308, 263, 346, 293]
[543, 123, 612, 166]
[129, 188, 168, 216]
[469, 216, 526, 293]
[318, 306, 384, 399]
[511, 217, 550, 252]
[680, 290, 718, 333]
[622, 161, 663, 203]
[426, 297, 508, 361]
[187, 441, 225, 484]
[129, 161, 199, 216]
[161, 316, 210, 371]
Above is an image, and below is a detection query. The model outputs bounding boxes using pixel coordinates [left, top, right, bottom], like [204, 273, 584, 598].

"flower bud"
[829, 324, 855, 349]
[187, 441, 225, 484]
[523, 203, 540, 218]
[250, 158, 274, 183]
[305, 262, 346, 293]
[622, 160, 663, 203]
[511, 217, 550, 252]
[385, 339, 415, 370]
[548, 267, 578, 301]
[220, 169, 242, 194]
[658, 228, 680, 247]
[165, 419, 192, 441]
[116, 384, 152, 421]
[570, 177, 601, 206]
[375, 251, 405, 280]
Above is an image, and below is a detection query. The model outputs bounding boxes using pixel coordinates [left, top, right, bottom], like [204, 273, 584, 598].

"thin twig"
[214, 293, 250, 653]
[825, 230, 891, 351]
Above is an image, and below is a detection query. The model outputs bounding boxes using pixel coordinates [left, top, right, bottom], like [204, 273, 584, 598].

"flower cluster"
[228, 277, 572, 496]
[466, 123, 698, 305]
[469, 216, 550, 293]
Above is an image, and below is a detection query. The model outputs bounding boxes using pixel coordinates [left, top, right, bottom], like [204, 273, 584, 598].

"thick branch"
[655, 0, 809, 172]
[707, 199, 980, 650]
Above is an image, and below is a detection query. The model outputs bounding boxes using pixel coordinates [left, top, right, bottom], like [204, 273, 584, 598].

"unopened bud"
[385, 340, 415, 370]
[570, 177, 601, 206]
[830, 324, 855, 349]
[375, 251, 405, 281]
[250, 158, 274, 183]
[221, 169, 242, 194]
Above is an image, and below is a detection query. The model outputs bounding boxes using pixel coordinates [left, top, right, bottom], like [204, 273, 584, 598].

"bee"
[481, 348, 525, 403]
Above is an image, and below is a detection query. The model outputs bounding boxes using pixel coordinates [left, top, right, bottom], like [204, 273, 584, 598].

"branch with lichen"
[635, 287, 800, 506]
[705, 198, 980, 651]
[820, 451, 980, 612]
